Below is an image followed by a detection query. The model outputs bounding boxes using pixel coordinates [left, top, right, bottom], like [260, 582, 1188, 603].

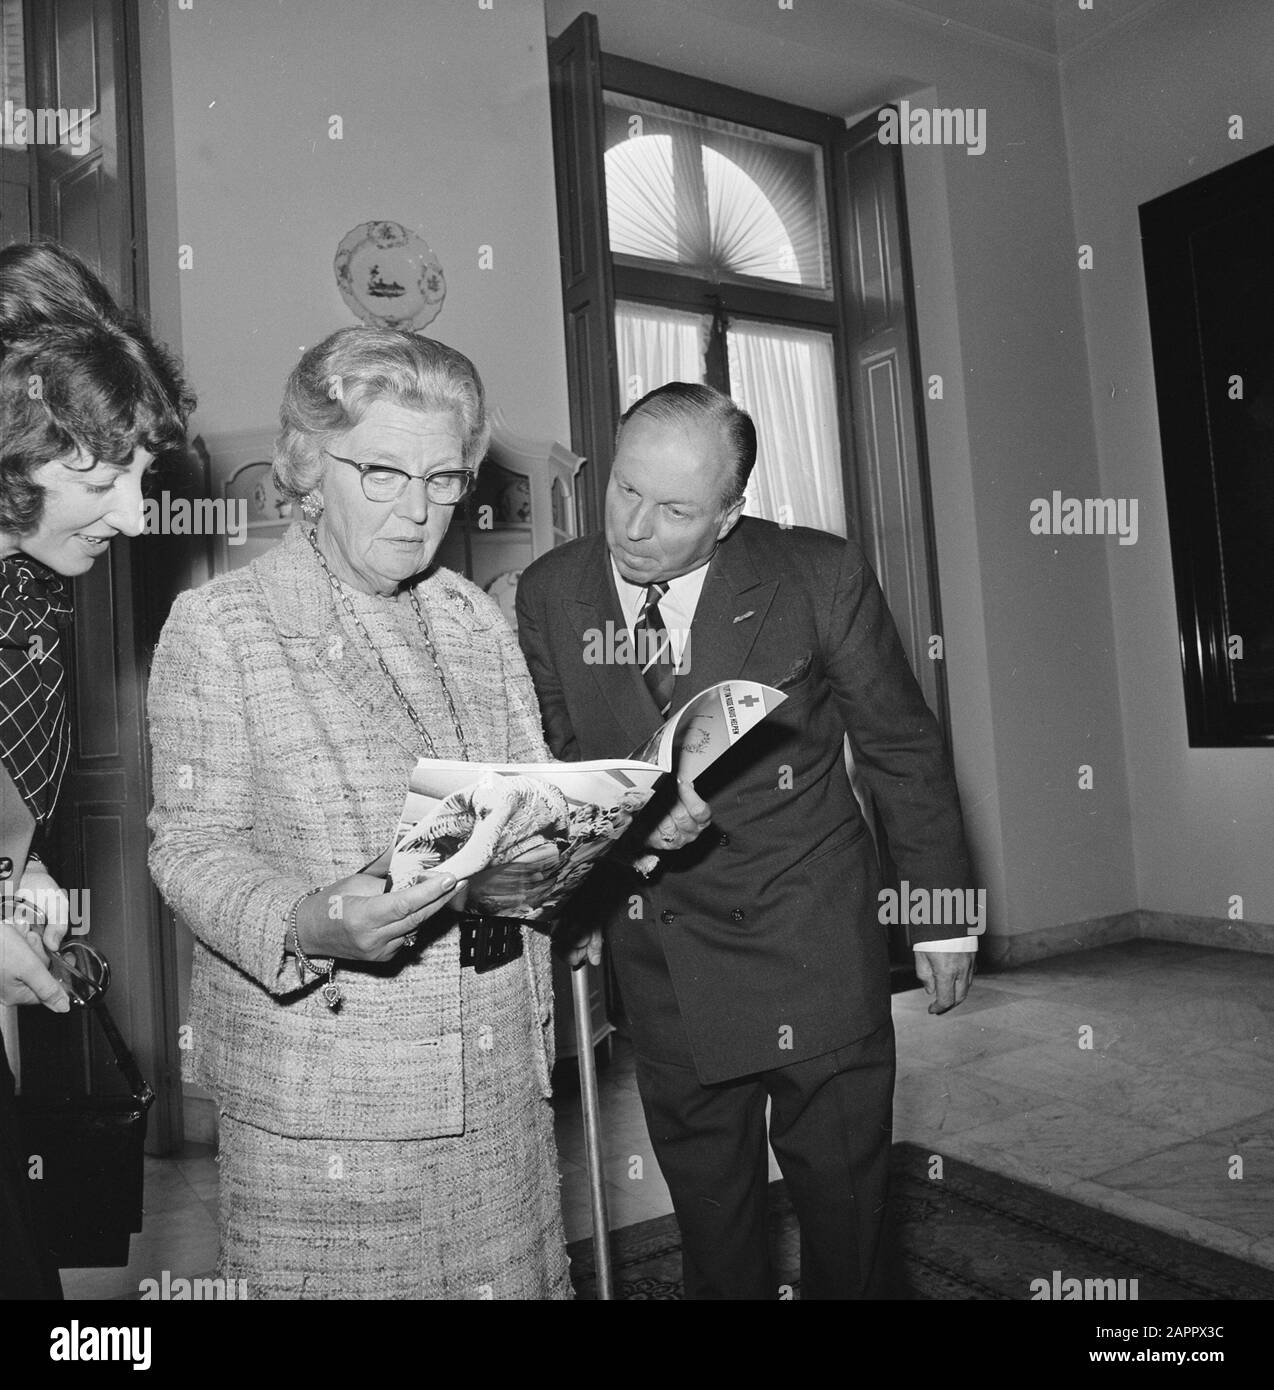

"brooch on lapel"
[732, 610, 755, 624]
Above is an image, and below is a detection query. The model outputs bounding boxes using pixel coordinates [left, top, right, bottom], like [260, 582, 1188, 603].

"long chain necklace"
[305, 526, 471, 759]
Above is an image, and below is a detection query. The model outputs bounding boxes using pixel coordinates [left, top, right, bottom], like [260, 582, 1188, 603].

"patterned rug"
[568, 1142, 1274, 1300]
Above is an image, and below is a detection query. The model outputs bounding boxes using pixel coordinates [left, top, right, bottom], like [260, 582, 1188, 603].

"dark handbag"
[16, 997, 156, 1268]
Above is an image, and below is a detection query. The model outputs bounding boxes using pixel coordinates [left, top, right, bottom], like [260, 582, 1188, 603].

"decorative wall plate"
[334, 220, 446, 330]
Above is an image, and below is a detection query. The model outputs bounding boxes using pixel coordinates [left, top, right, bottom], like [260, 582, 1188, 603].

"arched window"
[606, 135, 802, 285]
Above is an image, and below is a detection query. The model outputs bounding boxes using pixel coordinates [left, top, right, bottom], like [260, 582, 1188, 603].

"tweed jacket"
[517, 519, 973, 1083]
[147, 524, 555, 1140]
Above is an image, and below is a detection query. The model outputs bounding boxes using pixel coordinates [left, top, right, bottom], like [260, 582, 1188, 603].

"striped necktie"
[635, 581, 677, 716]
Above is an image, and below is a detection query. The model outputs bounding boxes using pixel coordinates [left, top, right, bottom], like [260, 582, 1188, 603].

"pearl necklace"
[305, 527, 471, 759]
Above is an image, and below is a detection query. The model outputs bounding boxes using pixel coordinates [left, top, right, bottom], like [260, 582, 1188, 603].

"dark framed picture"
[1141, 143, 1274, 746]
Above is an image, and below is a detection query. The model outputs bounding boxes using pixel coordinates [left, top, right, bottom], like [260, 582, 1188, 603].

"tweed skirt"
[214, 955, 571, 1300]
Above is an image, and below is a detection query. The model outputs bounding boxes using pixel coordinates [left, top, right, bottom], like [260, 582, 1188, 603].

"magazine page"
[386, 761, 664, 922]
[628, 680, 788, 783]
[384, 682, 786, 921]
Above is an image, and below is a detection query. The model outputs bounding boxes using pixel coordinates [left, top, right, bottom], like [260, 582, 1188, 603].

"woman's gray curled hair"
[273, 327, 490, 502]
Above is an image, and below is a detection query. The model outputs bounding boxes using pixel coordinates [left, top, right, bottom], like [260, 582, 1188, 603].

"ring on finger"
[402, 931, 419, 950]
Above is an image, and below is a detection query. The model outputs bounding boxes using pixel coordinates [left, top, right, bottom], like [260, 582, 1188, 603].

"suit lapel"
[674, 528, 778, 701]
[561, 535, 666, 753]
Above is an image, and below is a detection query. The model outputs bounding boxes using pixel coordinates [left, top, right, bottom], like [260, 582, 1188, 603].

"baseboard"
[183, 1093, 218, 1146]
[980, 910, 1141, 968]
[981, 908, 1274, 969]
[1138, 908, 1274, 954]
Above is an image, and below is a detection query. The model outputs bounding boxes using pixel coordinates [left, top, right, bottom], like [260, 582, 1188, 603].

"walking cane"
[571, 961, 615, 1299]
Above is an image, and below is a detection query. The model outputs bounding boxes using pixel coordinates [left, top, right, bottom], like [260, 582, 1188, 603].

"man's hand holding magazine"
[381, 680, 786, 968]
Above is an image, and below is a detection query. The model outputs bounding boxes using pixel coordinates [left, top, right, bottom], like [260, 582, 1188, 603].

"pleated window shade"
[602, 93, 831, 295]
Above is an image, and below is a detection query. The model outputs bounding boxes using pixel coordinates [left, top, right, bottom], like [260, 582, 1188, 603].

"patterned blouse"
[0, 555, 73, 824]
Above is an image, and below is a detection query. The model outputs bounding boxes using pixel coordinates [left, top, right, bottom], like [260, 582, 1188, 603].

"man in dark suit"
[516, 383, 976, 1300]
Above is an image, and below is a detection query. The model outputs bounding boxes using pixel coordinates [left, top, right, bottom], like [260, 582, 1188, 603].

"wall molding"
[864, 0, 1177, 72]
[865, 0, 1058, 68]
[182, 1094, 217, 1147]
[1056, 0, 1173, 66]
[981, 908, 1274, 969]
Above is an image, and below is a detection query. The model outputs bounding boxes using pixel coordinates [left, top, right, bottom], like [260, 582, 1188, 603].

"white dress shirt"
[610, 556, 705, 670]
[609, 555, 976, 956]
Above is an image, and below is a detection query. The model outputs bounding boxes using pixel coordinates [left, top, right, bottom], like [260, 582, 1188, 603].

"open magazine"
[384, 680, 786, 922]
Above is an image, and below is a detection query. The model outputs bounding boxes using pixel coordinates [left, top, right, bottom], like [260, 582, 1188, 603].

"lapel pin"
[733, 611, 755, 624]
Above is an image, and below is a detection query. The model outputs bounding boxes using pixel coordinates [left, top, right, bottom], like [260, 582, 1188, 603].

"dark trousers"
[0, 1036, 62, 1300]
[633, 1019, 895, 1300]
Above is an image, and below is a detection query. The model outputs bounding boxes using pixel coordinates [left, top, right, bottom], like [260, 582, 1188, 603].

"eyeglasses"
[325, 452, 474, 505]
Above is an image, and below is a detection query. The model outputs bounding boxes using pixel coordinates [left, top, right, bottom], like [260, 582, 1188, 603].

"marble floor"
[59, 939, 1273, 1298]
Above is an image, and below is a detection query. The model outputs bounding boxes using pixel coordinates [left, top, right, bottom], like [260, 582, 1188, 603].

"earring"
[301, 491, 324, 522]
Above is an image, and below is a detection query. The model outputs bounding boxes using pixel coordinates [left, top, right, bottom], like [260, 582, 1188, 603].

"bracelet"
[287, 888, 341, 1011]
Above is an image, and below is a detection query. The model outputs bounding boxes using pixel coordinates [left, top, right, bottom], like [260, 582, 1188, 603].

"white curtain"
[614, 301, 708, 409]
[727, 320, 846, 536]
[613, 304, 846, 538]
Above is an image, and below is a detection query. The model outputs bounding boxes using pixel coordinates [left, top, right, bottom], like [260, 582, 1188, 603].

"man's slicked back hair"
[616, 382, 756, 508]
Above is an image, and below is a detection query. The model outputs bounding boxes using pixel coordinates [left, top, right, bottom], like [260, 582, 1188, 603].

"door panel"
[15, 0, 182, 1154]
[836, 112, 952, 976]
[549, 13, 620, 536]
[836, 111, 950, 745]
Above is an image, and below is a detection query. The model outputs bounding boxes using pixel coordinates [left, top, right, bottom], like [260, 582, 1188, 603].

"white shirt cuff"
[913, 937, 979, 953]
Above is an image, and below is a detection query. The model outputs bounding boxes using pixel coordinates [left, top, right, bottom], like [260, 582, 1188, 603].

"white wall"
[1062, 0, 1274, 925]
[138, 0, 570, 445]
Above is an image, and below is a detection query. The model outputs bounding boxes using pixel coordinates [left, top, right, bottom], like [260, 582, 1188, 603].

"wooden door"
[548, 12, 620, 538]
[0, 0, 32, 247]
[15, 0, 182, 1154]
[836, 111, 953, 976]
[835, 111, 951, 746]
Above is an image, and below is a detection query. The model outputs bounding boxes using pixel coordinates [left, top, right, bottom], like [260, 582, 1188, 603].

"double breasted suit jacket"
[516, 517, 973, 1084]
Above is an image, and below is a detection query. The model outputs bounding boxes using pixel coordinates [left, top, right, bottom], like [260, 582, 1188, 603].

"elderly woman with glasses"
[146, 327, 571, 1300]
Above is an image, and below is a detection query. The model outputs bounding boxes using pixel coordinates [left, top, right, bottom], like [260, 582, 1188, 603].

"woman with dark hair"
[0, 239, 193, 1300]
[0, 240, 124, 332]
